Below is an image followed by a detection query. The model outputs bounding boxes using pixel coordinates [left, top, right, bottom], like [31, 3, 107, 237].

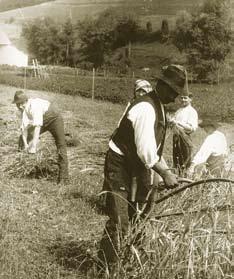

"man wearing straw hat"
[13, 90, 69, 184]
[188, 119, 228, 177]
[98, 65, 189, 274]
[169, 90, 198, 173]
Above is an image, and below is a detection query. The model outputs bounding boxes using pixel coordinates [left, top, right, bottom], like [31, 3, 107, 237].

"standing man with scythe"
[98, 65, 190, 274]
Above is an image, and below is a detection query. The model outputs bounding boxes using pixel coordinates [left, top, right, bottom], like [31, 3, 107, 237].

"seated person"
[188, 119, 228, 177]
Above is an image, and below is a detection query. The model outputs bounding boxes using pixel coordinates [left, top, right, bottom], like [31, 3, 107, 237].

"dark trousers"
[99, 149, 153, 268]
[207, 155, 226, 177]
[173, 133, 193, 171]
[19, 115, 68, 182]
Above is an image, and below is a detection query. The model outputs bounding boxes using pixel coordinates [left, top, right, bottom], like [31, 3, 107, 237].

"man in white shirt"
[101, 79, 165, 213]
[169, 93, 198, 172]
[13, 90, 69, 184]
[188, 120, 228, 177]
[98, 65, 189, 272]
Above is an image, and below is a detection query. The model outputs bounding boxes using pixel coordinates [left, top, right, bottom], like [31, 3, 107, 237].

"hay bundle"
[4, 149, 58, 179]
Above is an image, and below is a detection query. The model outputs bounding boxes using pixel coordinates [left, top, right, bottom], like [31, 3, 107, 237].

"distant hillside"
[0, 0, 124, 24]
[0, 0, 231, 28]
[126, 0, 204, 15]
[0, 0, 232, 70]
[0, 0, 208, 33]
[0, 0, 55, 13]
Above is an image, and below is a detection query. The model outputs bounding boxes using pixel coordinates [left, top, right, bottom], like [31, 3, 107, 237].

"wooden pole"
[24, 67, 27, 90]
[92, 67, 95, 100]
[128, 41, 131, 58]
[32, 59, 37, 78]
[35, 59, 41, 79]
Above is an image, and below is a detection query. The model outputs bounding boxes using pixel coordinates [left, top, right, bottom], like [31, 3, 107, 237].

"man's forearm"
[21, 129, 28, 149]
[32, 126, 41, 148]
[176, 122, 193, 133]
[159, 156, 169, 169]
[27, 126, 41, 154]
[152, 161, 178, 188]
[152, 161, 171, 177]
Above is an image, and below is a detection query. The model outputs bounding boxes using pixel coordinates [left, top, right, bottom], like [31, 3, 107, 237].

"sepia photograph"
[0, 0, 233, 278]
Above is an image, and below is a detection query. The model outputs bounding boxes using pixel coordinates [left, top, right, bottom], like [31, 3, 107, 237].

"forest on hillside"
[21, 0, 232, 82]
[0, 0, 54, 12]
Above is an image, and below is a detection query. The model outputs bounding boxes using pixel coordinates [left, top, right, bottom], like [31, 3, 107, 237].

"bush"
[0, 70, 133, 104]
[173, 0, 232, 82]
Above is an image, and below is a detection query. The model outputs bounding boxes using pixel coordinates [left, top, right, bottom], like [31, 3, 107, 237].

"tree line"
[22, 0, 232, 81]
[22, 8, 147, 69]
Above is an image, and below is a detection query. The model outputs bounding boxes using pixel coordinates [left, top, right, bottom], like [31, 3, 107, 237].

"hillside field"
[0, 0, 224, 50]
[0, 83, 233, 278]
[0, 1, 233, 277]
[0, 0, 233, 65]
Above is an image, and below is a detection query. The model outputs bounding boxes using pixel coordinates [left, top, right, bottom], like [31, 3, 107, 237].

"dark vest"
[111, 91, 167, 172]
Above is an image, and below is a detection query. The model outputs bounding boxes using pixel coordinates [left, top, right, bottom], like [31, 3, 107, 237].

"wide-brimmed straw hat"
[12, 90, 28, 104]
[158, 64, 189, 96]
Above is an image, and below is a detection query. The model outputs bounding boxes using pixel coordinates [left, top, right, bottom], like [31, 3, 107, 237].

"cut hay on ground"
[95, 179, 233, 279]
[3, 149, 58, 179]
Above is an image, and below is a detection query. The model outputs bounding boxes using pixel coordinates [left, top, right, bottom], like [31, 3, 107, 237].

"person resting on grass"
[13, 90, 69, 184]
[187, 119, 228, 178]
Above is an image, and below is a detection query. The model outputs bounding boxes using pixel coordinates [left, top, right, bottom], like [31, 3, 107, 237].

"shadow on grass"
[64, 190, 107, 215]
[48, 239, 99, 275]
[26, 167, 58, 180]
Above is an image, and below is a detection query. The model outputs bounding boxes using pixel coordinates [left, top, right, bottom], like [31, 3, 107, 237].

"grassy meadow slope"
[0, 84, 233, 278]
[0, 0, 123, 24]
[0, 0, 55, 12]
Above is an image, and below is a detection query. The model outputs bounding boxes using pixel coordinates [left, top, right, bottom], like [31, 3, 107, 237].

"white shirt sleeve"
[192, 135, 213, 165]
[128, 102, 159, 168]
[21, 110, 30, 131]
[188, 108, 198, 131]
[175, 106, 198, 132]
[28, 98, 50, 127]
